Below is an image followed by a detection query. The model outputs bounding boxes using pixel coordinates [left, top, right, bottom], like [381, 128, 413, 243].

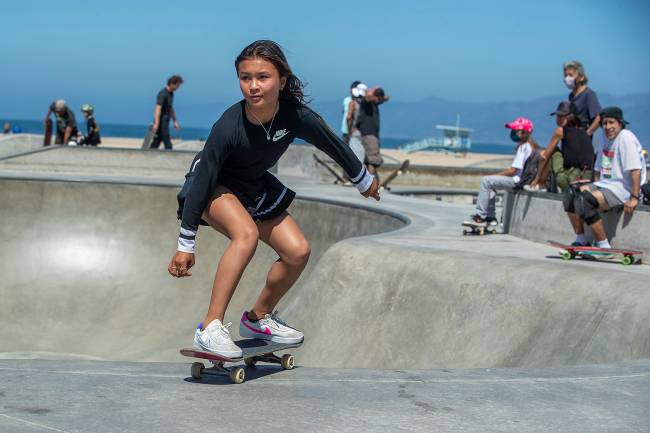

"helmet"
[81, 104, 94, 113]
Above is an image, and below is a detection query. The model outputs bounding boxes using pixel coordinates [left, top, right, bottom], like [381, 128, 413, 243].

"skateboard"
[462, 221, 497, 236]
[141, 125, 156, 149]
[380, 159, 410, 191]
[44, 118, 52, 146]
[180, 339, 302, 384]
[547, 240, 643, 265]
[313, 153, 346, 184]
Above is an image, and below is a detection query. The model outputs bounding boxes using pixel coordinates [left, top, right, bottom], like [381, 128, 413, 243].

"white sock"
[575, 234, 587, 245]
[596, 239, 611, 249]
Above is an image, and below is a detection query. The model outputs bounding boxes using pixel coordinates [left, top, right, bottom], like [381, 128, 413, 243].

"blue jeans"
[476, 175, 515, 219]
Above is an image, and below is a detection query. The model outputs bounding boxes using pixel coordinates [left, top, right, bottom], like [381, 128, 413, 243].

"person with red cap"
[465, 117, 539, 226]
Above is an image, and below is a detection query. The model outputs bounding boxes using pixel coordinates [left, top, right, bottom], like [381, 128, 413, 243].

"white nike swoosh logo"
[272, 130, 289, 142]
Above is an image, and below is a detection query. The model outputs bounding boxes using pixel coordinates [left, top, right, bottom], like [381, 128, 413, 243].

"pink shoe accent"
[241, 312, 272, 335]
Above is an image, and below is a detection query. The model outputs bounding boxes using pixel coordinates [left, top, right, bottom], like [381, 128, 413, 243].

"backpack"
[514, 148, 542, 190]
[642, 181, 650, 205]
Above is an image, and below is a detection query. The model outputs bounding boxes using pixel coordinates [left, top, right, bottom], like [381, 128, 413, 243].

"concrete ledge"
[505, 190, 650, 256]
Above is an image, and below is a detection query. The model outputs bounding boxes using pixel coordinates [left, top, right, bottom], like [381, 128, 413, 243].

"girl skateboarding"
[168, 40, 379, 358]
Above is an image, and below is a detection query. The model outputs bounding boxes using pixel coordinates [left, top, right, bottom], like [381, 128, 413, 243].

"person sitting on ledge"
[466, 117, 538, 226]
[562, 106, 646, 248]
[525, 101, 594, 193]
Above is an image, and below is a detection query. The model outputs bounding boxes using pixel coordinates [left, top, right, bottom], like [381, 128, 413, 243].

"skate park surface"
[1, 141, 649, 432]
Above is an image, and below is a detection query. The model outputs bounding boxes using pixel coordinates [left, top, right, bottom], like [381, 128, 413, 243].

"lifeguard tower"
[399, 115, 472, 155]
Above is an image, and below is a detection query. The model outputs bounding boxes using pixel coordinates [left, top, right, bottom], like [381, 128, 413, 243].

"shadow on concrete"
[182, 365, 300, 385]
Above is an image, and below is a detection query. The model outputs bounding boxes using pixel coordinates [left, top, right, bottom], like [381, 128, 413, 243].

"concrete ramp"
[0, 179, 403, 362]
[1, 175, 649, 369]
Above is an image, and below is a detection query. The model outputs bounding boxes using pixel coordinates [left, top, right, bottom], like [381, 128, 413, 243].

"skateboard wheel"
[191, 362, 204, 380]
[478, 229, 485, 235]
[560, 251, 573, 261]
[280, 354, 295, 370]
[244, 357, 257, 367]
[463, 230, 469, 236]
[622, 255, 634, 266]
[230, 367, 245, 384]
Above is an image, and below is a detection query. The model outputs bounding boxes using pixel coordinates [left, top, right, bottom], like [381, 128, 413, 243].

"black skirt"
[177, 170, 296, 225]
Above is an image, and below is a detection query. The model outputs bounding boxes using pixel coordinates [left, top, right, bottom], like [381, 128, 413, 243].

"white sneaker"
[193, 319, 243, 358]
[240, 311, 304, 344]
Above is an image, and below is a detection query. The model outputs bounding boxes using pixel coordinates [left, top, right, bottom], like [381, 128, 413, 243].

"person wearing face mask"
[466, 117, 539, 226]
[562, 107, 646, 248]
[563, 61, 602, 141]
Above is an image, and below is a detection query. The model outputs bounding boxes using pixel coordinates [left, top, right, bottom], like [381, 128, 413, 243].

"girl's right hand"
[168, 251, 195, 278]
[361, 177, 380, 201]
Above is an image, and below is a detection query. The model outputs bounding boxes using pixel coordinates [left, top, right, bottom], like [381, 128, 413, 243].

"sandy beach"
[98, 136, 512, 168]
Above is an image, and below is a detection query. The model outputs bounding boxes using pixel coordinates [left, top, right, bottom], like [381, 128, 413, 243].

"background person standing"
[151, 75, 183, 150]
[356, 86, 389, 179]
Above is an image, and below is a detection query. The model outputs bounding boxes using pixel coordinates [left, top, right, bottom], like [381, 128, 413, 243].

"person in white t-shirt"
[562, 106, 646, 248]
[466, 117, 538, 226]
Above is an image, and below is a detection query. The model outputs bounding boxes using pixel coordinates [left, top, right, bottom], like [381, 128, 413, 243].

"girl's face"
[556, 114, 568, 127]
[238, 57, 287, 110]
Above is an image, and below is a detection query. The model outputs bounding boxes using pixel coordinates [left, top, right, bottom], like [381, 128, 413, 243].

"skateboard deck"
[44, 118, 52, 146]
[313, 153, 346, 184]
[462, 221, 497, 236]
[141, 125, 156, 149]
[180, 339, 302, 384]
[380, 159, 410, 191]
[547, 240, 643, 265]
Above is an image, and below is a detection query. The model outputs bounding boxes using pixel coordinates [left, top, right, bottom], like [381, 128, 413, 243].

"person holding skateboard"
[356, 86, 389, 180]
[466, 117, 538, 226]
[151, 75, 183, 150]
[168, 40, 380, 358]
[562, 107, 646, 248]
[44, 99, 79, 145]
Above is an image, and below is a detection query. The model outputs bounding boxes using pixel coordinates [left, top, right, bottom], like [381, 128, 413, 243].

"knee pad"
[562, 187, 575, 212]
[575, 190, 601, 225]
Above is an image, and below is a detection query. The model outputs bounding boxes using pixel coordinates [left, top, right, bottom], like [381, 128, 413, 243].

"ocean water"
[2, 118, 514, 155]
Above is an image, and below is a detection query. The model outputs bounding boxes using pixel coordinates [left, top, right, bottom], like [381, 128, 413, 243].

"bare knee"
[231, 224, 259, 255]
[284, 240, 311, 267]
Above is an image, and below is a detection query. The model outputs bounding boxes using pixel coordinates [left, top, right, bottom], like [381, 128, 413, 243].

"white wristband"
[355, 169, 375, 193]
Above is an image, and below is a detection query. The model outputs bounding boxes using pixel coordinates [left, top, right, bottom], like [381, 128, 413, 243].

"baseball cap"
[505, 117, 533, 133]
[352, 83, 367, 97]
[550, 101, 576, 116]
[599, 106, 629, 125]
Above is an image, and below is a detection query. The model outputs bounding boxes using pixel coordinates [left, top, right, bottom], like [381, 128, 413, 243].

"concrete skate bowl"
[0, 178, 405, 362]
[1, 177, 649, 371]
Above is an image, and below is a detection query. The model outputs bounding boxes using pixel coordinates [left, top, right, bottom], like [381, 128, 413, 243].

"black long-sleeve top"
[177, 99, 373, 252]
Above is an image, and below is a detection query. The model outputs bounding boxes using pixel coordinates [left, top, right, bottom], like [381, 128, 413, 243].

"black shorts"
[177, 171, 295, 225]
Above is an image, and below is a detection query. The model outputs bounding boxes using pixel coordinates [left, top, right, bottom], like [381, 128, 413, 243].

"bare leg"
[200, 187, 260, 327]
[248, 212, 311, 319]
[567, 212, 584, 234]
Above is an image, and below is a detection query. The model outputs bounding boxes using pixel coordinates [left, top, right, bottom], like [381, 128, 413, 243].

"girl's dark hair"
[563, 113, 581, 128]
[235, 40, 308, 105]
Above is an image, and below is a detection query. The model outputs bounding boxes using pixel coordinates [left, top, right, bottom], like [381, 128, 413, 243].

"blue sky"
[2, 0, 649, 126]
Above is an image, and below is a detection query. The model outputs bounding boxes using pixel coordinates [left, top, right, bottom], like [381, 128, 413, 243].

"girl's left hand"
[362, 178, 380, 201]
